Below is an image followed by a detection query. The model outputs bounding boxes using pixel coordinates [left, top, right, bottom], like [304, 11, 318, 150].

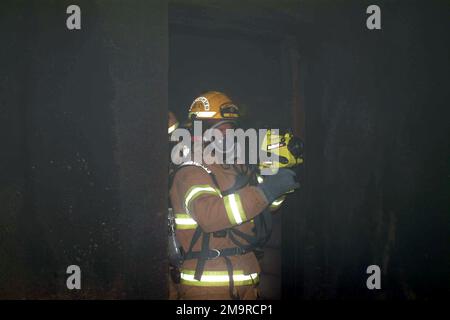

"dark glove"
[257, 168, 300, 204]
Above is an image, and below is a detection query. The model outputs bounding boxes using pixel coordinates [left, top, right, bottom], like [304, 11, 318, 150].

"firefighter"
[169, 91, 299, 300]
[168, 111, 179, 135]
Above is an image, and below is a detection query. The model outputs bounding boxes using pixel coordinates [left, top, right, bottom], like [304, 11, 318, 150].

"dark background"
[1, 0, 449, 299]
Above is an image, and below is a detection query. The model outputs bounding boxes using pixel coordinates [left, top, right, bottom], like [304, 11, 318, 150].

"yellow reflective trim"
[271, 199, 284, 206]
[270, 201, 284, 210]
[175, 218, 196, 224]
[175, 218, 197, 226]
[174, 213, 198, 230]
[184, 185, 221, 214]
[194, 111, 217, 118]
[223, 197, 237, 225]
[224, 193, 247, 226]
[175, 213, 191, 219]
[234, 194, 247, 222]
[176, 224, 197, 230]
[256, 174, 264, 184]
[168, 122, 179, 134]
[180, 270, 259, 287]
[269, 195, 286, 210]
[181, 270, 244, 276]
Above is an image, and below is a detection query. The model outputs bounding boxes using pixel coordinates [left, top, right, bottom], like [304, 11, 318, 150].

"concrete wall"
[283, 0, 450, 299]
[0, 0, 168, 299]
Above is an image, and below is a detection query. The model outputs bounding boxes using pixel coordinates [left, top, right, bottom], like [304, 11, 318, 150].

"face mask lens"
[211, 136, 234, 154]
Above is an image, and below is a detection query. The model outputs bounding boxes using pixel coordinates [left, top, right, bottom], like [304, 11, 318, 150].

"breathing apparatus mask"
[258, 129, 304, 173]
[170, 118, 304, 172]
[207, 124, 305, 172]
[202, 120, 244, 164]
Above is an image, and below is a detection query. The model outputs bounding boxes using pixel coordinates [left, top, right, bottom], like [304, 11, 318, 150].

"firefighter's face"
[212, 122, 241, 160]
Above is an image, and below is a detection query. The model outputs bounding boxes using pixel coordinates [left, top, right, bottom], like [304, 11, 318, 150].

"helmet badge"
[190, 96, 210, 111]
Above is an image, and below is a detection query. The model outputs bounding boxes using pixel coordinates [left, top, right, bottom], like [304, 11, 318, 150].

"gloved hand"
[257, 168, 300, 204]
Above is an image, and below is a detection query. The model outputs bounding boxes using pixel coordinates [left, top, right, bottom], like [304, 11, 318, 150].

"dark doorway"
[169, 4, 306, 299]
[169, 31, 291, 130]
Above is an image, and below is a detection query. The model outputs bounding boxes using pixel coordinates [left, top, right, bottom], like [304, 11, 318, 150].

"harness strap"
[229, 228, 259, 247]
[185, 246, 249, 260]
[194, 231, 211, 281]
[186, 227, 202, 254]
[223, 255, 239, 300]
[253, 208, 273, 246]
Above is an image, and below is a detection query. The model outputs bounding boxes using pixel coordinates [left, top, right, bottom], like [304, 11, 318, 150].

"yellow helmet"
[188, 91, 239, 121]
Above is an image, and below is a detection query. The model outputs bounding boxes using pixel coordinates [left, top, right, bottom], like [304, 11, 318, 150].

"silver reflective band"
[175, 217, 197, 225]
